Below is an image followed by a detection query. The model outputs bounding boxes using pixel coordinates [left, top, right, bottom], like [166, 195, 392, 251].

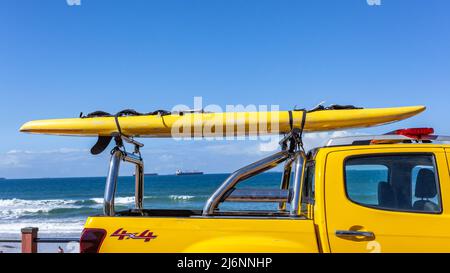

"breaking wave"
[169, 195, 195, 201]
[0, 195, 202, 220]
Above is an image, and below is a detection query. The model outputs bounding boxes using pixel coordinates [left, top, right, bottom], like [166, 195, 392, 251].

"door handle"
[335, 230, 375, 239]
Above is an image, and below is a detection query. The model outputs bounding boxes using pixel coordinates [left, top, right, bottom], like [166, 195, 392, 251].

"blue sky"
[0, 0, 449, 178]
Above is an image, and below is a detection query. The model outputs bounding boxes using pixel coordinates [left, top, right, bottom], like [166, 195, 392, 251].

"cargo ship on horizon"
[133, 173, 158, 177]
[175, 170, 204, 176]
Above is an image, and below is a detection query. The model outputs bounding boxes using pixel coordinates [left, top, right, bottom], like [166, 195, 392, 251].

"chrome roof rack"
[326, 135, 450, 147]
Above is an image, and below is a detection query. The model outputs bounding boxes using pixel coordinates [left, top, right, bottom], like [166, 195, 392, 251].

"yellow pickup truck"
[80, 128, 450, 253]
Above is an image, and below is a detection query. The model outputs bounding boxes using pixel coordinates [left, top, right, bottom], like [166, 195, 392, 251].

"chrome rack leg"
[289, 152, 306, 216]
[279, 158, 294, 211]
[104, 135, 145, 216]
[123, 152, 145, 212]
[134, 163, 144, 211]
[104, 149, 122, 216]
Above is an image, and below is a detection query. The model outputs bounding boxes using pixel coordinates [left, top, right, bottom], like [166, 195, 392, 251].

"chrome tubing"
[202, 151, 290, 216]
[134, 164, 145, 210]
[124, 153, 145, 211]
[104, 150, 123, 216]
[123, 152, 142, 165]
[35, 238, 81, 243]
[289, 152, 306, 216]
[226, 189, 291, 203]
[278, 158, 294, 211]
[335, 230, 375, 239]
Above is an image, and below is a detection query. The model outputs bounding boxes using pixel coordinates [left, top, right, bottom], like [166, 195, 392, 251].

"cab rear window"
[344, 154, 441, 213]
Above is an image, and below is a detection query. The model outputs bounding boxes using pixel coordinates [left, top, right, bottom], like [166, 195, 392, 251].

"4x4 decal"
[111, 228, 157, 242]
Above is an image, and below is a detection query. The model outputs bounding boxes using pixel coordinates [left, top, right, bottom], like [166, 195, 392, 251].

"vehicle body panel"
[84, 217, 318, 253]
[321, 145, 450, 253]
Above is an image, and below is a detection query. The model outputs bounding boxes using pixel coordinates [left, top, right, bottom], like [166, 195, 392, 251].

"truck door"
[325, 147, 450, 253]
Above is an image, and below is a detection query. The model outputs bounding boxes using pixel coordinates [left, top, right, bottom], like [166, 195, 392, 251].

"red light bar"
[393, 128, 434, 139]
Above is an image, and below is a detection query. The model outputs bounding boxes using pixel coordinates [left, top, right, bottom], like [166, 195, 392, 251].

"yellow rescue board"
[19, 106, 425, 137]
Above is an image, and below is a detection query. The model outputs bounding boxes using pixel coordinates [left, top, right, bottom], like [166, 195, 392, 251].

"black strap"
[114, 114, 124, 137]
[294, 109, 307, 152]
[116, 109, 143, 117]
[81, 111, 112, 118]
[149, 110, 172, 116]
[307, 104, 362, 113]
[299, 109, 307, 135]
[290, 109, 307, 134]
[81, 109, 172, 119]
[288, 111, 294, 130]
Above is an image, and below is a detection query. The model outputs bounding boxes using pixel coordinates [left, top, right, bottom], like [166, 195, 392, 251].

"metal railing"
[202, 129, 307, 217]
[0, 227, 79, 253]
[202, 151, 291, 216]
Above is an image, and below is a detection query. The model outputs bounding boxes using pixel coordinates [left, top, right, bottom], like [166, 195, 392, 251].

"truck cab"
[81, 128, 450, 253]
